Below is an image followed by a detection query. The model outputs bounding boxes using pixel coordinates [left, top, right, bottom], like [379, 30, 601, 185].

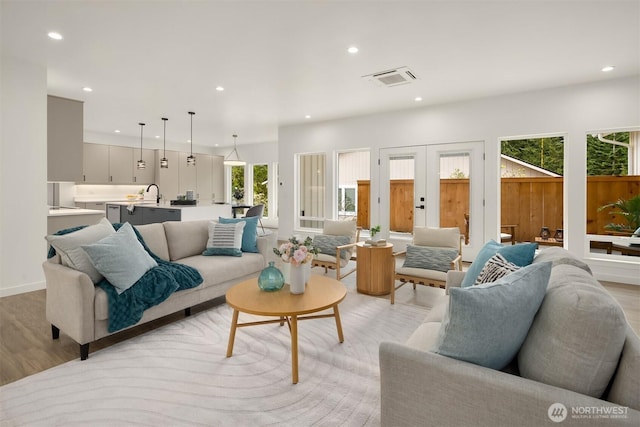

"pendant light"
[187, 111, 196, 166]
[160, 117, 169, 168]
[224, 134, 246, 166]
[137, 122, 146, 169]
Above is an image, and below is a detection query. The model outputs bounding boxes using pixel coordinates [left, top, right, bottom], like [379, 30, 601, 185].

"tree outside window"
[231, 166, 244, 204]
[253, 164, 268, 216]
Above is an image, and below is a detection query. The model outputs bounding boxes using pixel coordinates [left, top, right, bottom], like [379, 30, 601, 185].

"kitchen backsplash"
[74, 184, 158, 202]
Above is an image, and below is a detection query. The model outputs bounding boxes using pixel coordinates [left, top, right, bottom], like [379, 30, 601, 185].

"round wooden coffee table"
[225, 275, 347, 384]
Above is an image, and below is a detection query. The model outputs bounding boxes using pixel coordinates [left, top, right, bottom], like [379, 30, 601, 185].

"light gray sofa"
[43, 220, 274, 360]
[380, 247, 640, 426]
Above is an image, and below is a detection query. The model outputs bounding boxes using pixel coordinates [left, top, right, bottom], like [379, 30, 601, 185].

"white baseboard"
[0, 280, 46, 297]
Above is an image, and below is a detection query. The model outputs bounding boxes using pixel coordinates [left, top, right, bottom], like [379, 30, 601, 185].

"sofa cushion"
[518, 264, 627, 398]
[461, 240, 537, 287]
[403, 245, 459, 272]
[178, 252, 266, 287]
[431, 262, 551, 370]
[218, 216, 259, 253]
[45, 217, 116, 283]
[164, 220, 209, 261]
[82, 222, 158, 294]
[202, 221, 245, 257]
[607, 328, 640, 410]
[136, 223, 170, 261]
[474, 253, 520, 285]
[405, 322, 441, 351]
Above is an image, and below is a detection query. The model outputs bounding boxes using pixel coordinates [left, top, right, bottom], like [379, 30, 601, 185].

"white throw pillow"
[45, 217, 116, 283]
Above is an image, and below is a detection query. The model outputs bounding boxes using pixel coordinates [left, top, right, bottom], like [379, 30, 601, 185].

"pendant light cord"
[162, 118, 167, 156]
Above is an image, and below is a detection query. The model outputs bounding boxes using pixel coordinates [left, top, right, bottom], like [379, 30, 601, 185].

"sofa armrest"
[43, 261, 96, 345]
[445, 270, 466, 295]
[379, 342, 639, 427]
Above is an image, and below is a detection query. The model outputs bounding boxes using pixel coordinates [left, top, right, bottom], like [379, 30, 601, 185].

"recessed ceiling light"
[414, 96, 423, 102]
[187, 139, 191, 143]
[216, 86, 224, 91]
[601, 66, 615, 72]
[155, 135, 160, 139]
[47, 32, 63, 40]
[347, 46, 359, 54]
[114, 130, 121, 133]
[82, 87, 92, 92]
[305, 115, 311, 119]
[214, 144, 219, 147]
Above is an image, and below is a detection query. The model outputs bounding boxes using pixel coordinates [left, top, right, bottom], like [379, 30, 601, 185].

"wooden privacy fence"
[357, 176, 640, 242]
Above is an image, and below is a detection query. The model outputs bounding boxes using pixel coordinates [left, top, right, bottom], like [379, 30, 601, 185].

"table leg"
[291, 314, 298, 384]
[333, 304, 344, 343]
[226, 309, 239, 357]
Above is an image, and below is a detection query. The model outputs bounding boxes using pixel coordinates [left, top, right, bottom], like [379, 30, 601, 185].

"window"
[337, 150, 370, 224]
[500, 136, 565, 245]
[298, 153, 325, 229]
[253, 164, 269, 216]
[586, 130, 640, 258]
[231, 165, 245, 204]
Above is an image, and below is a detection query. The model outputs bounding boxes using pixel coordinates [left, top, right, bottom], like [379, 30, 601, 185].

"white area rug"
[0, 291, 428, 426]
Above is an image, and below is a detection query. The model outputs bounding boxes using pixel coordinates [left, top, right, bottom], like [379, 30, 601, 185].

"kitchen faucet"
[146, 183, 160, 203]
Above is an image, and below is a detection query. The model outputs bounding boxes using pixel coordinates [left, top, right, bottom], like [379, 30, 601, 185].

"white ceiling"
[2, 1, 639, 148]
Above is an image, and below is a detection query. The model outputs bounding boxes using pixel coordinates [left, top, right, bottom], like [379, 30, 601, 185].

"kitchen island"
[105, 202, 232, 225]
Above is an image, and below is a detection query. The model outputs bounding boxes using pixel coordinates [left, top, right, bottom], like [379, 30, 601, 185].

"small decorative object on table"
[274, 236, 318, 294]
[554, 228, 563, 242]
[258, 261, 285, 291]
[540, 227, 551, 240]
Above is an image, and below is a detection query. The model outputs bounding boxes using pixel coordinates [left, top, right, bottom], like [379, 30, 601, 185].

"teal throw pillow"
[312, 234, 351, 260]
[461, 240, 538, 287]
[203, 221, 245, 257]
[431, 261, 551, 370]
[403, 245, 459, 272]
[219, 216, 259, 253]
[81, 222, 158, 294]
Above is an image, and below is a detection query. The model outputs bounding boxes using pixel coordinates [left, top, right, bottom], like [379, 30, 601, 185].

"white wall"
[1, 55, 48, 296]
[278, 76, 640, 285]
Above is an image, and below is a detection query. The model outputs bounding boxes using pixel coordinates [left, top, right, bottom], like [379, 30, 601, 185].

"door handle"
[415, 205, 425, 209]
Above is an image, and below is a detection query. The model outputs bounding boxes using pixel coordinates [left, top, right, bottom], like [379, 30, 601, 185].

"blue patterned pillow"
[202, 221, 245, 257]
[312, 234, 351, 260]
[402, 245, 459, 272]
[432, 262, 551, 370]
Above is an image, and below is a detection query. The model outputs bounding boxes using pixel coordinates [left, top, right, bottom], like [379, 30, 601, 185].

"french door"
[379, 141, 485, 259]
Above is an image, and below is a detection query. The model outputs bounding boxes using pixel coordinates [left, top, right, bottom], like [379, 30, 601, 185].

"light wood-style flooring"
[0, 277, 638, 387]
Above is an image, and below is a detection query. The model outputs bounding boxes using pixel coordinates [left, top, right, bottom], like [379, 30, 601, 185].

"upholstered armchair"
[311, 219, 361, 280]
[392, 226, 462, 304]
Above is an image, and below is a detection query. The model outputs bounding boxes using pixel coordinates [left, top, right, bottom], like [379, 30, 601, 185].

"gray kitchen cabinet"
[196, 154, 213, 202]
[82, 144, 109, 183]
[109, 146, 134, 184]
[75, 202, 106, 212]
[48, 95, 84, 182]
[179, 151, 197, 196]
[132, 148, 155, 184]
[211, 155, 224, 203]
[143, 207, 180, 223]
[155, 150, 180, 201]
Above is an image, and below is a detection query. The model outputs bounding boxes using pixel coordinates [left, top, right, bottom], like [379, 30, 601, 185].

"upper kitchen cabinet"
[133, 148, 155, 184]
[109, 146, 134, 183]
[178, 152, 197, 195]
[155, 150, 179, 201]
[48, 96, 83, 182]
[196, 154, 213, 201]
[83, 143, 109, 183]
[212, 155, 224, 203]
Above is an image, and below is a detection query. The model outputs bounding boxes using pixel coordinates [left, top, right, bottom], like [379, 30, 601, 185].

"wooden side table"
[356, 242, 394, 295]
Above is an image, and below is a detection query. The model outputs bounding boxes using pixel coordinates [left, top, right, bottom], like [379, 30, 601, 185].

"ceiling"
[2, 1, 638, 149]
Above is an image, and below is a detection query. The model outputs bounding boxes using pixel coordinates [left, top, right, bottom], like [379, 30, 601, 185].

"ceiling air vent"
[363, 66, 418, 87]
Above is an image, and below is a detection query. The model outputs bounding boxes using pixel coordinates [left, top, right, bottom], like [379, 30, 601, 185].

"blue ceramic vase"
[258, 261, 285, 291]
